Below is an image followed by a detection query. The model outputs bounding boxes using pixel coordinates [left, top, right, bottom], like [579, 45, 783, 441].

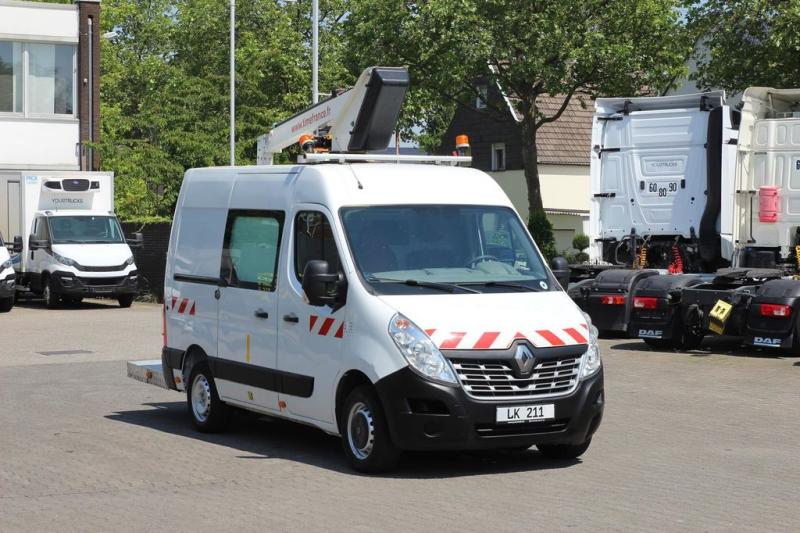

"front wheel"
[0, 296, 13, 312]
[118, 294, 134, 308]
[340, 386, 400, 473]
[537, 438, 592, 460]
[186, 362, 230, 432]
[43, 278, 59, 309]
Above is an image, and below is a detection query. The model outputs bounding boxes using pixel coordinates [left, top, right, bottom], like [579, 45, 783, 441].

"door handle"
[254, 309, 269, 319]
[283, 313, 299, 323]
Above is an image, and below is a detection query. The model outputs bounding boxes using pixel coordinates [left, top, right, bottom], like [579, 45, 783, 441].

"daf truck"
[0, 171, 142, 308]
[573, 88, 800, 352]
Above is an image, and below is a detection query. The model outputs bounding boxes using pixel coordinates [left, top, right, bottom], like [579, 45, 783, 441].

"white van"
[1, 173, 141, 308]
[160, 162, 604, 472]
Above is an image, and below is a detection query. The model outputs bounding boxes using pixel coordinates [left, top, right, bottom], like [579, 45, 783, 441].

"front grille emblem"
[514, 344, 535, 375]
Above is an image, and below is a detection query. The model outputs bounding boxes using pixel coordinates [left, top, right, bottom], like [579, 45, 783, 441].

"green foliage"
[527, 211, 556, 262]
[97, 0, 351, 219]
[572, 233, 590, 253]
[687, 1, 800, 94]
[344, 0, 692, 213]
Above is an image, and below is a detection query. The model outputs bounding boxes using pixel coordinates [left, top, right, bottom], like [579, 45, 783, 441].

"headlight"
[0, 259, 10, 270]
[388, 313, 458, 385]
[53, 252, 77, 268]
[125, 256, 135, 266]
[580, 312, 602, 379]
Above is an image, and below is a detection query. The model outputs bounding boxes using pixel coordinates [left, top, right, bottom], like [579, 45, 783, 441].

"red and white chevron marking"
[424, 324, 589, 350]
[170, 296, 196, 316]
[309, 314, 345, 339]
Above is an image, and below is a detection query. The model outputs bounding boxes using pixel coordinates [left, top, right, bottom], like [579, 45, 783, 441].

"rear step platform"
[127, 359, 170, 389]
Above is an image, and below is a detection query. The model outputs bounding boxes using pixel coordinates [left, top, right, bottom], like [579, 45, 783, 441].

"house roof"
[505, 94, 594, 166]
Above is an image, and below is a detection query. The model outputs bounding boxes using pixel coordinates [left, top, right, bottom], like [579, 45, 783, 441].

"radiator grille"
[450, 356, 581, 400]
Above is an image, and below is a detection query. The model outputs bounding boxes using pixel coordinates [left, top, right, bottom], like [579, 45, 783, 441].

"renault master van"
[159, 162, 604, 472]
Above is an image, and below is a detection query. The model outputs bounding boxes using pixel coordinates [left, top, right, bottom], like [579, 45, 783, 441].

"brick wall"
[121, 221, 171, 302]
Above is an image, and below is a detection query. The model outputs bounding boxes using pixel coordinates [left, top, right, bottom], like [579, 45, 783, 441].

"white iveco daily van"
[162, 162, 604, 472]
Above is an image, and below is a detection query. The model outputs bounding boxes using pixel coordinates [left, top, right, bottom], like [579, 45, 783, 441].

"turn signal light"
[633, 297, 658, 309]
[601, 295, 625, 305]
[759, 303, 792, 317]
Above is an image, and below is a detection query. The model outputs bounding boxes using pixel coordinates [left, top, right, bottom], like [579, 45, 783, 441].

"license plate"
[496, 404, 555, 423]
[648, 181, 678, 197]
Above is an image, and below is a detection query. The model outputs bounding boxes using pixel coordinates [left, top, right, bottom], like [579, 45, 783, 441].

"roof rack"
[297, 153, 471, 165]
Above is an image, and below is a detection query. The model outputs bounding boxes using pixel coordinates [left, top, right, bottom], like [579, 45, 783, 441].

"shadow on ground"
[609, 335, 799, 360]
[14, 297, 126, 311]
[107, 402, 579, 479]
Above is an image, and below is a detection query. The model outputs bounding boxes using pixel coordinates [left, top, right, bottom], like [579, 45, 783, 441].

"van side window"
[33, 217, 49, 241]
[294, 211, 341, 280]
[221, 210, 284, 291]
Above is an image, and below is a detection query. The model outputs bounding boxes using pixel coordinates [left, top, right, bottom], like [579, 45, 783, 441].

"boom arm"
[257, 66, 409, 165]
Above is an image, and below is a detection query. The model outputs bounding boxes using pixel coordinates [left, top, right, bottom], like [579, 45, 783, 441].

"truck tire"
[43, 278, 60, 309]
[0, 296, 13, 312]
[340, 386, 400, 473]
[537, 438, 592, 460]
[118, 294, 134, 308]
[187, 362, 230, 433]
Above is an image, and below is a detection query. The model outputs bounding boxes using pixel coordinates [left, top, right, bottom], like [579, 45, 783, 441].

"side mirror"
[12, 236, 22, 254]
[127, 232, 144, 248]
[28, 235, 49, 250]
[550, 256, 571, 290]
[301, 260, 345, 307]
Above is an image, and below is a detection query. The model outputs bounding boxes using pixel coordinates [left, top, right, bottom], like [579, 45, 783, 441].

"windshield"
[341, 205, 554, 294]
[48, 216, 125, 245]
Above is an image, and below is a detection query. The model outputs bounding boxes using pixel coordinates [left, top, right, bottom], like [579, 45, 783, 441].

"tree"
[687, 1, 800, 94]
[344, 0, 691, 220]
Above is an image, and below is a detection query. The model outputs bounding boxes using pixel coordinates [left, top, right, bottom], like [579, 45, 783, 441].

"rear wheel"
[43, 278, 59, 309]
[340, 386, 400, 473]
[118, 294, 134, 308]
[0, 296, 13, 312]
[537, 438, 592, 460]
[186, 362, 230, 432]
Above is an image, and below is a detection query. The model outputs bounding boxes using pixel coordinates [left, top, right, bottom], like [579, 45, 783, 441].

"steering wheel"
[465, 254, 499, 268]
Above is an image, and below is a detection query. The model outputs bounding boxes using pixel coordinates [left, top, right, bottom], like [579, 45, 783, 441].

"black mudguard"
[569, 269, 659, 333]
[629, 274, 705, 340]
[744, 279, 800, 350]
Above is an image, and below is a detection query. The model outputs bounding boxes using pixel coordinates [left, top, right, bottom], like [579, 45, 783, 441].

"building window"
[476, 84, 488, 109]
[0, 42, 22, 113]
[0, 40, 76, 117]
[491, 143, 506, 171]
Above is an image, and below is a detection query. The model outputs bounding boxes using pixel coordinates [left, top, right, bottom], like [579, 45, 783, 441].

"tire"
[0, 296, 13, 312]
[43, 277, 60, 309]
[339, 386, 400, 473]
[186, 362, 230, 433]
[118, 294, 134, 308]
[537, 438, 592, 460]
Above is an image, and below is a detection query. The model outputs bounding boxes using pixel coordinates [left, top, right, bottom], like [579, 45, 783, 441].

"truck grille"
[79, 276, 125, 286]
[450, 356, 582, 400]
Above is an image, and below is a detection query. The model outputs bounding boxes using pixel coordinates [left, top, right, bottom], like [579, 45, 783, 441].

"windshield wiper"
[472, 281, 544, 292]
[367, 277, 480, 294]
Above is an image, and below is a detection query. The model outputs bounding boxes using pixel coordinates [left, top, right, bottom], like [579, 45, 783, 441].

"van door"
[277, 208, 346, 425]
[214, 210, 285, 412]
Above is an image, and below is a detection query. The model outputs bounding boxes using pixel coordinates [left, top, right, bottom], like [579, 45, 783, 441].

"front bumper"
[0, 273, 15, 298]
[374, 367, 604, 451]
[51, 270, 138, 297]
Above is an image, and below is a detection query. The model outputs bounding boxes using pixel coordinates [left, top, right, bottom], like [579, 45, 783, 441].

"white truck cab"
[158, 162, 604, 471]
[2, 172, 141, 308]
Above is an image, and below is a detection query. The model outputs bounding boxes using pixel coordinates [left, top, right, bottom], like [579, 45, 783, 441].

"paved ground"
[1, 298, 799, 532]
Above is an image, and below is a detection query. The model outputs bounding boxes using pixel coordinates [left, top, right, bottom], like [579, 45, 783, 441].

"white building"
[0, 0, 101, 173]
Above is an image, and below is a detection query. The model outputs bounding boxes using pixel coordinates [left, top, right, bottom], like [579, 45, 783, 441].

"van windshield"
[48, 216, 125, 245]
[340, 205, 555, 294]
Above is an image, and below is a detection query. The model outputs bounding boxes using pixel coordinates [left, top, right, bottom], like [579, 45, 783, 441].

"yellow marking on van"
[246, 334, 251, 363]
[247, 391, 254, 401]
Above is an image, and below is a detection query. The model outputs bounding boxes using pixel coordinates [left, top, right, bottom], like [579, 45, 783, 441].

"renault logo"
[514, 344, 535, 375]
